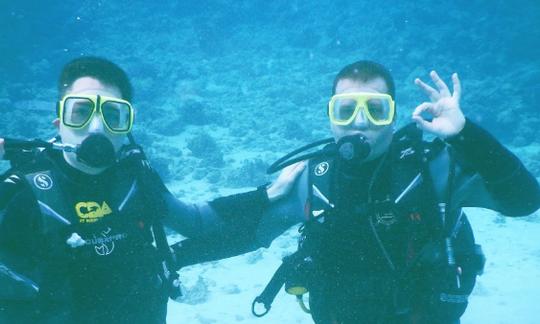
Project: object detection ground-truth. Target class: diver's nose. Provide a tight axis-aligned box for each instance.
[352,108,369,129]
[87,115,105,133]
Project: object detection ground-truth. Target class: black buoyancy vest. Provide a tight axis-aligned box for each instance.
[19,151,162,308]
[302,124,482,277]
[300,132,483,321]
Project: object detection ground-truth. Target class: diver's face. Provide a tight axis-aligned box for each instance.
[330,77,394,162]
[56,77,127,173]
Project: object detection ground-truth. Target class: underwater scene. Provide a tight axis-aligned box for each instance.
[1,0,539,323]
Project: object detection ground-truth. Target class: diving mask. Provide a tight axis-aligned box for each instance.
[328,92,395,126]
[58,94,134,134]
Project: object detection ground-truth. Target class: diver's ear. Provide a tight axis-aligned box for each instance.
[53,118,60,128]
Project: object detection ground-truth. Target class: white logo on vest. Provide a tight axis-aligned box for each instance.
[88,227,127,256]
[314,162,329,176]
[33,173,54,190]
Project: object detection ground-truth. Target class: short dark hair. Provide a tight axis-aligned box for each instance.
[332,60,395,100]
[57,56,133,101]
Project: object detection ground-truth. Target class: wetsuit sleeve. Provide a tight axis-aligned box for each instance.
[447,119,540,216]
[168,187,270,267]
[162,184,272,237]
[169,169,308,268]
[138,165,218,237]
[161,191,223,238]
[255,168,308,247]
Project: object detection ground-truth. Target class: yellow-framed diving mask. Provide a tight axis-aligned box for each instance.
[58,94,134,134]
[328,92,395,126]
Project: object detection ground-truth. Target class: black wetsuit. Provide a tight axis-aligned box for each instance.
[0,149,268,324]
[255,120,540,324]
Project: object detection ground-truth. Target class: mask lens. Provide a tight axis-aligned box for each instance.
[332,99,358,123]
[63,97,94,127]
[366,98,391,122]
[101,101,132,132]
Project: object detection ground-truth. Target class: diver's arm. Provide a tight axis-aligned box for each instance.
[169,187,271,268]
[447,119,540,215]
[162,162,306,238]
[255,167,308,247]
[171,167,308,268]
[162,187,274,236]
[412,71,540,215]
[161,194,223,238]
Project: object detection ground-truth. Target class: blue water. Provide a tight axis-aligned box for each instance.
[1,1,539,323]
[2,0,539,142]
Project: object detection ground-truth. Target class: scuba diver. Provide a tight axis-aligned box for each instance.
[0,57,291,324]
[251,60,540,323]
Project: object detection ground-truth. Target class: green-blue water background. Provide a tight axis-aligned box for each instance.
[0,0,539,322]
[2,0,540,185]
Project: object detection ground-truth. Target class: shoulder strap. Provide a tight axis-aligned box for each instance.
[390,125,463,240]
[421,138,460,237]
[13,151,76,232]
[307,155,336,221]
[24,170,74,229]
[120,142,182,298]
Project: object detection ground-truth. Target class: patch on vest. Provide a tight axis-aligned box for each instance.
[85,227,128,256]
[399,147,415,159]
[370,199,397,226]
[314,162,329,176]
[75,201,113,223]
[375,210,397,226]
[33,173,53,190]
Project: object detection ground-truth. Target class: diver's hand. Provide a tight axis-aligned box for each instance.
[0,138,4,160]
[266,161,306,202]
[412,71,466,139]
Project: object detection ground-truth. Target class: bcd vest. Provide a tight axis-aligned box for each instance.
[18,153,163,309]
[301,131,485,319]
